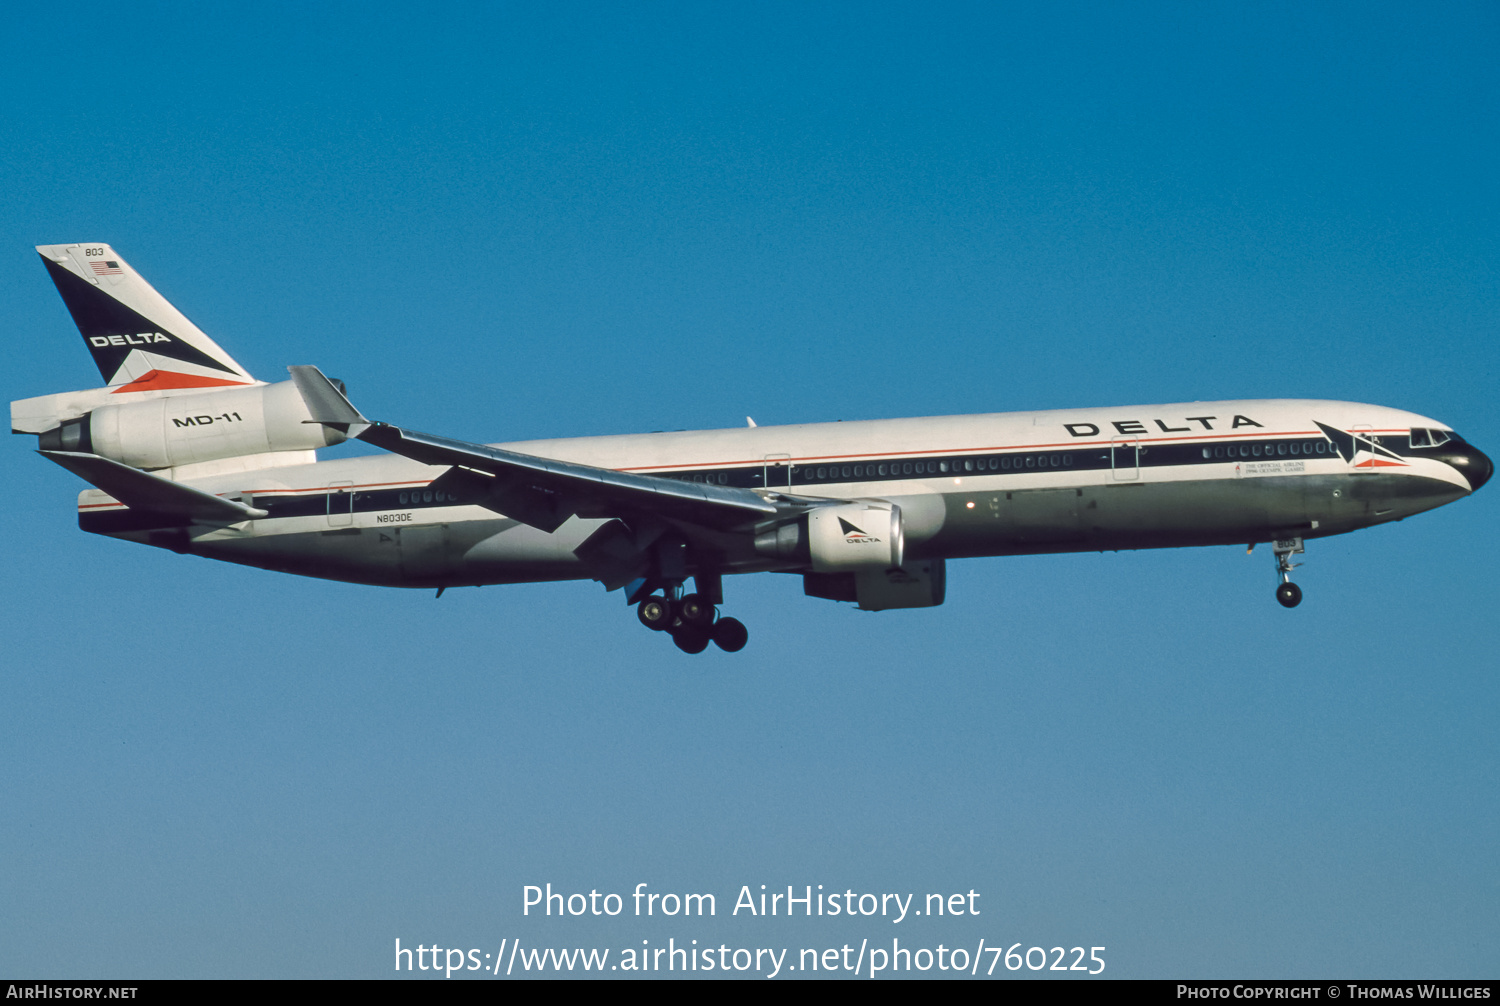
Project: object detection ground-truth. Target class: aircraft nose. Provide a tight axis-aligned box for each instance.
[1448,442,1493,492]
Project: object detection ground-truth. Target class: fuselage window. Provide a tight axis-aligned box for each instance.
[1064,455,1073,466]
[423,490,433,503]
[939,461,949,473]
[878,464,888,476]
[399,491,409,505]
[1251,444,1261,457]
[1202,447,1211,459]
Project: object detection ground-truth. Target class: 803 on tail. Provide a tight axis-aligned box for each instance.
[13,243,1491,654]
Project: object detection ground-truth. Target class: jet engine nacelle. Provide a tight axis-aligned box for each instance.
[37,380,346,470]
[755,501,904,572]
[804,559,947,610]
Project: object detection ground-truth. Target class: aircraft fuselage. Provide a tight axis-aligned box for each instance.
[75,397,1488,590]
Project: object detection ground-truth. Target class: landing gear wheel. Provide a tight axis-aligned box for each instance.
[1276,582,1302,608]
[671,627,712,654]
[677,593,715,628]
[637,595,674,631]
[711,616,748,652]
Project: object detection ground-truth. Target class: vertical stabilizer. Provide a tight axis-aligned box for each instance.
[36,243,256,392]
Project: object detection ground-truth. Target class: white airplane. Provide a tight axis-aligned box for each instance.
[13,243,1492,653]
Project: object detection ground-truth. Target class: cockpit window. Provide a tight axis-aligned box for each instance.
[1410,428,1452,448]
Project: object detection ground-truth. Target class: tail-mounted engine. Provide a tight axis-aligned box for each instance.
[754,501,904,572]
[36,380,346,470]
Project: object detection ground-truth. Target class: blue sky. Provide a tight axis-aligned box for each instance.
[2,2,1496,978]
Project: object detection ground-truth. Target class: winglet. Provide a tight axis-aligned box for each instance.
[288,365,369,436]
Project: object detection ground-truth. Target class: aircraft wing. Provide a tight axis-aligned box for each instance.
[288,366,783,534]
[40,450,268,524]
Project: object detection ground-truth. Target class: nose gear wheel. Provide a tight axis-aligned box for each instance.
[1271,537,1305,608]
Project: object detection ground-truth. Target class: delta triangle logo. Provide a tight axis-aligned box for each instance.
[838,517,865,538]
[839,516,880,544]
[1314,421,1409,468]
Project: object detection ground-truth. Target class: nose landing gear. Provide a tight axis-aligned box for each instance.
[1272,536,1304,608]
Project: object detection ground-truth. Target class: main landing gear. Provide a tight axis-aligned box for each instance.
[1272,537,1305,608]
[636,585,749,654]
[623,538,749,654]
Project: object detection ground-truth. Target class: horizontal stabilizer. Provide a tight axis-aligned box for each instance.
[40,450,267,523]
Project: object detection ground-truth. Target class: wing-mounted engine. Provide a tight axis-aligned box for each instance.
[754,500,905,572]
[34,380,346,470]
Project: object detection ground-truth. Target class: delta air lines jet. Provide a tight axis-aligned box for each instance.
[13,243,1491,653]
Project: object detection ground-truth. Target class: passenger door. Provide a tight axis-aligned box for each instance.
[1110,436,1139,481]
[762,454,792,491]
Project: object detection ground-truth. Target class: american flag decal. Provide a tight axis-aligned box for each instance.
[90,260,123,276]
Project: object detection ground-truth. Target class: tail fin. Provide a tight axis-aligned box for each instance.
[36,243,256,393]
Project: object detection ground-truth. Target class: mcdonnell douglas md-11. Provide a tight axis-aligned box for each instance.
[13,243,1491,653]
